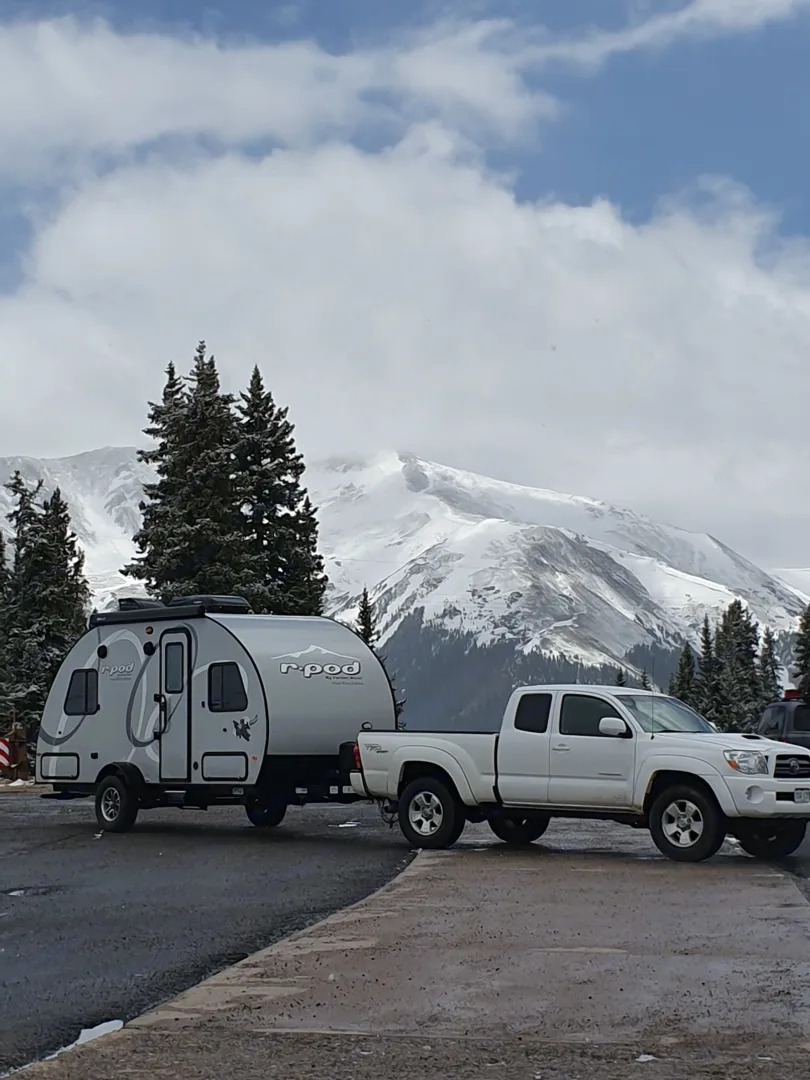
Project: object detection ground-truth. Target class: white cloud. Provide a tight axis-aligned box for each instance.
[1,7,810,565]
[532,0,810,68]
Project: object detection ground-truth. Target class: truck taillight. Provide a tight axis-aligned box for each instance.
[352,744,362,771]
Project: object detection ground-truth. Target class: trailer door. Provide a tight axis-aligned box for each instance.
[158,629,191,782]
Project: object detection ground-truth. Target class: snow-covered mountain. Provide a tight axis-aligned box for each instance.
[0,446,805,670]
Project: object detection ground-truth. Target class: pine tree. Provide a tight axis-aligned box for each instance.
[615,666,627,686]
[693,615,722,726]
[671,644,696,706]
[1,478,89,741]
[793,603,810,701]
[640,668,651,691]
[757,626,781,709]
[356,587,377,647]
[124,344,251,600]
[714,600,760,730]
[234,366,327,615]
[0,532,9,713]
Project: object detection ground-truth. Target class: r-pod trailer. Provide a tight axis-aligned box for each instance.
[35,595,398,832]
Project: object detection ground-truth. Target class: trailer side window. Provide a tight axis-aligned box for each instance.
[208,662,248,712]
[514,693,552,733]
[64,669,99,716]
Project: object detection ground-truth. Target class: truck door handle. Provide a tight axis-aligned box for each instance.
[552,744,570,752]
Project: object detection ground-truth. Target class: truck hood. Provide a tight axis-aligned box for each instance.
[646,731,809,759]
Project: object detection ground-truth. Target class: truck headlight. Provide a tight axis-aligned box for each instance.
[724,750,769,776]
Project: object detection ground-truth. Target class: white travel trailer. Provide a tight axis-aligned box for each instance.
[35,595,398,832]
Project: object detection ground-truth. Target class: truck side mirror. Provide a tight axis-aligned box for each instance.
[599,716,629,738]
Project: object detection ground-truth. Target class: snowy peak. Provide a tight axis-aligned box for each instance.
[0,445,804,670]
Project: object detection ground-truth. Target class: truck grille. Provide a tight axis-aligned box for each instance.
[774,754,810,779]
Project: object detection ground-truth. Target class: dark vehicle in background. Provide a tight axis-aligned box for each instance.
[756,689,810,752]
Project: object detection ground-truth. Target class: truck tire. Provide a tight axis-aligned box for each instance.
[245,799,287,828]
[489,815,549,846]
[649,784,725,863]
[95,775,139,833]
[734,819,807,859]
[398,777,464,849]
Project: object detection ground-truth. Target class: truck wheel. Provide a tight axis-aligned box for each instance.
[649,785,725,863]
[398,777,464,849]
[489,815,549,846]
[245,799,287,828]
[734,819,807,859]
[95,775,139,833]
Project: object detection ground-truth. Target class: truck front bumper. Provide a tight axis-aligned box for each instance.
[723,774,810,818]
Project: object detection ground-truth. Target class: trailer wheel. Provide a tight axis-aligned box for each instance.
[489,814,550,846]
[245,799,287,829]
[398,777,464,849]
[733,819,807,859]
[649,784,725,862]
[95,775,139,833]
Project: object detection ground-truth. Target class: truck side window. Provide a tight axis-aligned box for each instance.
[64,669,99,716]
[514,693,552,733]
[208,662,248,712]
[791,705,810,732]
[560,694,622,737]
[760,705,783,737]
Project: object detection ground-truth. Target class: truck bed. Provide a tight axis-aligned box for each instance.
[355,730,498,803]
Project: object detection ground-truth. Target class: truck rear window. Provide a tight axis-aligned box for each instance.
[791,705,810,732]
[514,693,552,733]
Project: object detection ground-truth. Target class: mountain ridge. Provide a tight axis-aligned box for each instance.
[0,446,804,672]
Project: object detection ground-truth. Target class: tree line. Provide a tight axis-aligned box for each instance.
[665,599,782,730]
[0,341,398,745]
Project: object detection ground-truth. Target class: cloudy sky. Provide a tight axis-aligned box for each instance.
[1,0,809,566]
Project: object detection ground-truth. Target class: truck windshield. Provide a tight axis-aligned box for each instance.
[620,695,714,734]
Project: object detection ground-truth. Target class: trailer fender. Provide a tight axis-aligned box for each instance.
[95,762,146,794]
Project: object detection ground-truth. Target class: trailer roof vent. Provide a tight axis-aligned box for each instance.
[167,595,252,615]
[118,597,166,611]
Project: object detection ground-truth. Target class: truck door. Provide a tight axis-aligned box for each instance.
[496,691,552,804]
[547,692,635,808]
[157,629,191,782]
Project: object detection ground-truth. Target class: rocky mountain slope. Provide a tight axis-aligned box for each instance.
[0,447,804,676]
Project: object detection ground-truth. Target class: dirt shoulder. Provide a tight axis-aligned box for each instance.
[18,834,810,1079]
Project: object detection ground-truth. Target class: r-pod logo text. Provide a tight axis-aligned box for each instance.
[101,662,136,680]
[280,660,361,679]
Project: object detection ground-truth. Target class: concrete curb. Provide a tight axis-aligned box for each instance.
[17,848,423,1076]
[0,785,50,796]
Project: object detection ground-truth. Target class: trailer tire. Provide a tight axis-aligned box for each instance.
[398,777,464,849]
[245,799,287,829]
[649,784,725,862]
[95,775,139,833]
[734,819,807,859]
[489,814,550,846]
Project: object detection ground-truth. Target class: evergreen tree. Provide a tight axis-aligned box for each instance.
[1,478,89,740]
[757,626,781,709]
[124,344,251,600]
[640,668,651,691]
[234,366,327,615]
[693,615,722,726]
[356,587,377,647]
[0,532,9,712]
[615,666,627,686]
[793,603,810,701]
[714,600,760,730]
[671,644,696,706]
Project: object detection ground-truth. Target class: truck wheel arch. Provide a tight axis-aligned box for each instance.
[398,761,464,806]
[643,770,723,820]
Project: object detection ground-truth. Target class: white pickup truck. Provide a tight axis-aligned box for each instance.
[351,684,810,862]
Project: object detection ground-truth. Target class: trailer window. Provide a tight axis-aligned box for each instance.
[514,693,552,733]
[64,669,99,716]
[208,663,247,712]
[164,643,184,694]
